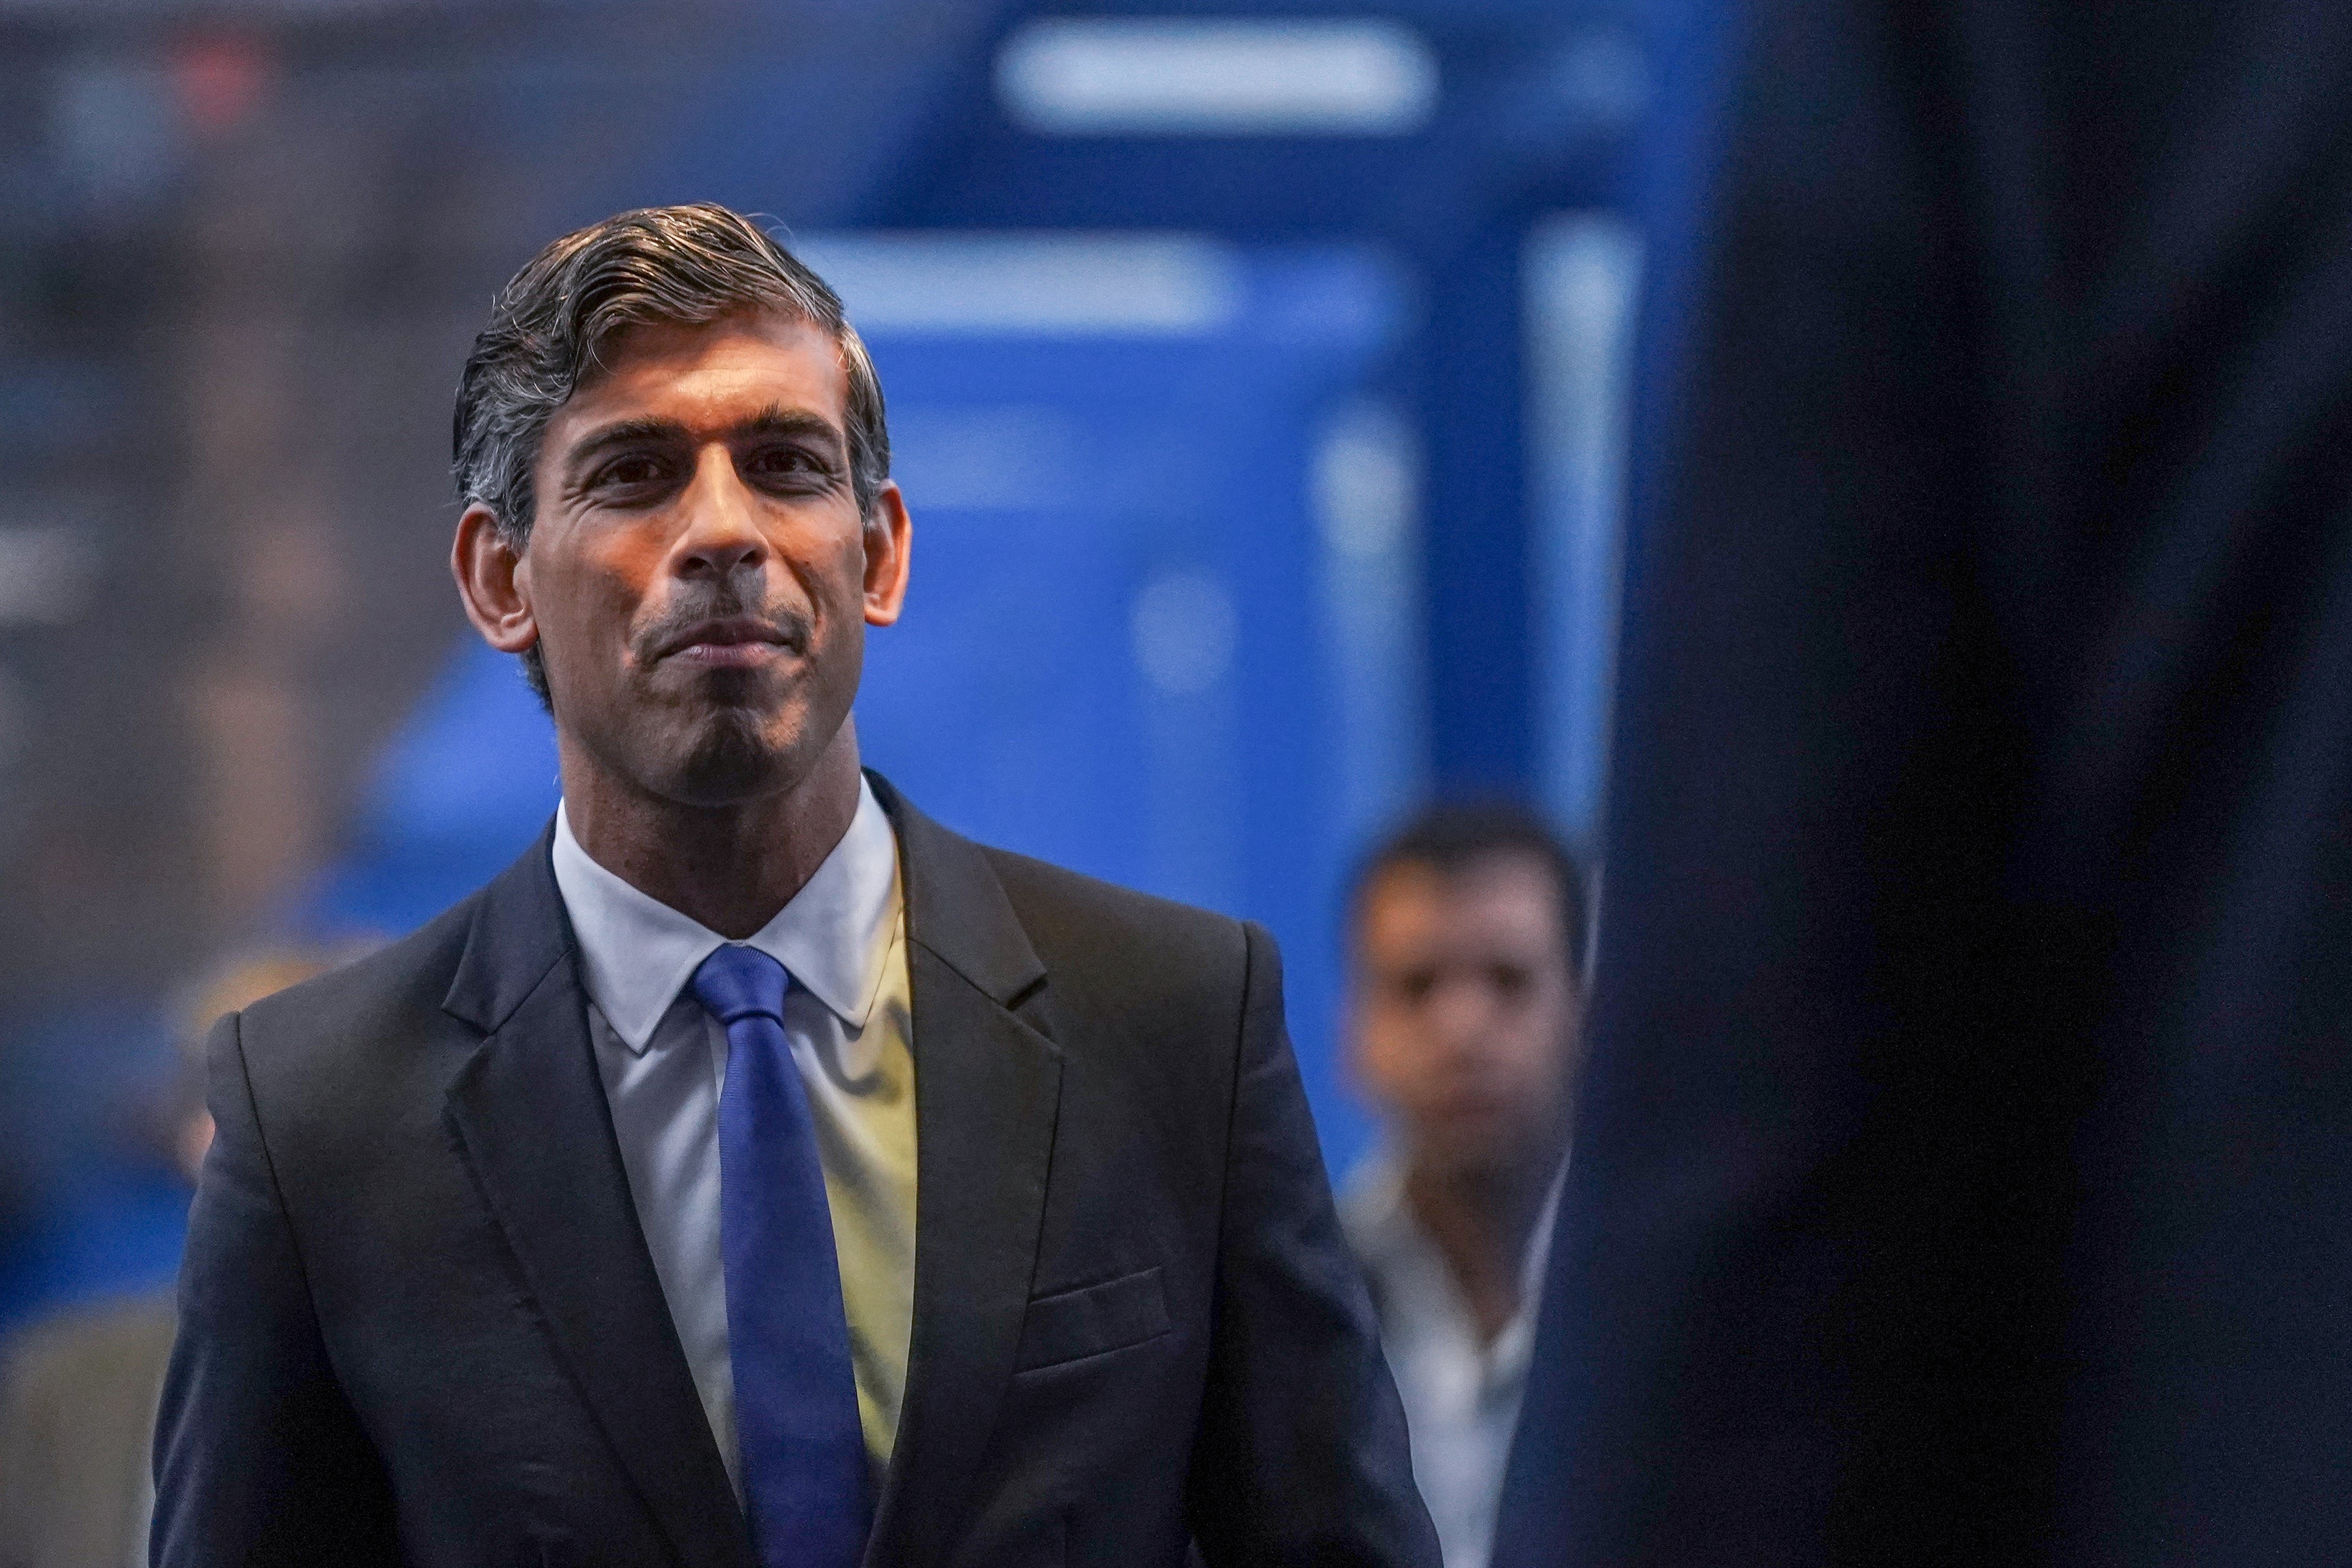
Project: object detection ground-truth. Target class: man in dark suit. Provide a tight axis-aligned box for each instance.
[1495,2,2352,1565]
[152,203,1438,1568]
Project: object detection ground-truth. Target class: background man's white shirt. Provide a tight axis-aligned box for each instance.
[549,778,916,1495]
[1343,1154,1563,1568]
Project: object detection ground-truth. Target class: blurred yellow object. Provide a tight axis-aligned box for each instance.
[181,940,380,1052]
[168,938,381,1178]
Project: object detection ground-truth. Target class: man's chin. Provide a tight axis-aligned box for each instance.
[1417,1118,1545,1180]
[662,708,803,806]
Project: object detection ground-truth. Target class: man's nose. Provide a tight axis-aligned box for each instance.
[1426,978,1497,1051]
[673,445,766,578]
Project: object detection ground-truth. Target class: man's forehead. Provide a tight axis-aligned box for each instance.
[554,308,849,433]
[1373,852,1559,909]
[1362,856,1566,949]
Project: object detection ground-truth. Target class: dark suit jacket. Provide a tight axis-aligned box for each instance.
[1495,2,2352,1565]
[153,776,1436,1568]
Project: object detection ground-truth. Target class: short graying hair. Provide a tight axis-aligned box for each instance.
[453,203,891,699]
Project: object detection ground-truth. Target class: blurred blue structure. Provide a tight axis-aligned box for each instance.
[872,3,1649,810]
[0,1007,182,1332]
[298,641,560,940]
[839,234,1417,1169]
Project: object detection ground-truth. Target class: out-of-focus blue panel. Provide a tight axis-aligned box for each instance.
[0,1161,188,1332]
[0,1004,184,1330]
[295,638,559,940]
[832,234,1415,1173]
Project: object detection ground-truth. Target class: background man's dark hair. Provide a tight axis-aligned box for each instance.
[452,202,890,701]
[1348,801,1591,974]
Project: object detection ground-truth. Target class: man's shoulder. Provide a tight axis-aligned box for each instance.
[973,842,1254,983]
[239,892,482,1051]
[874,770,1259,989]
[249,893,477,1029]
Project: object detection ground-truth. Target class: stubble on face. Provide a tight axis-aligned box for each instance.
[623,583,823,802]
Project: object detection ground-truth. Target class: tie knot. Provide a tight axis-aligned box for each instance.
[690,944,791,1026]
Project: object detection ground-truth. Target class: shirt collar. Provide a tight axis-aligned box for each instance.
[1340,1141,1568,1377]
[549,777,901,1054]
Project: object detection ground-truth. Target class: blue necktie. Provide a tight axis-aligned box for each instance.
[690,945,870,1568]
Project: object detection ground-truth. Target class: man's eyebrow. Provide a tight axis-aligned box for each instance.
[561,417,689,467]
[561,407,845,468]
[736,405,845,449]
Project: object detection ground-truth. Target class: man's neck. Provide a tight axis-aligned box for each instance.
[559,724,865,940]
[1403,1132,1566,1347]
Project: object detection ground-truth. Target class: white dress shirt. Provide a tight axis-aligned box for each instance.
[549,778,916,1497]
[1341,1151,1563,1568]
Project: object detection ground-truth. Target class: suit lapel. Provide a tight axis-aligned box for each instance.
[441,829,754,1568]
[865,777,1063,1568]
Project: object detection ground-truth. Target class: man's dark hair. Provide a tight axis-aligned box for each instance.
[452,202,890,701]
[1348,800,1591,972]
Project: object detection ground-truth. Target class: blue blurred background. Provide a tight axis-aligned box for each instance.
[0,0,1650,1331]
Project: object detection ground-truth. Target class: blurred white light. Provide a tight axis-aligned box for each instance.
[1314,400,1426,844]
[997,18,1438,136]
[0,527,96,626]
[1314,405,1417,561]
[1132,570,1238,694]
[888,405,1079,510]
[1526,211,1643,848]
[792,232,1240,336]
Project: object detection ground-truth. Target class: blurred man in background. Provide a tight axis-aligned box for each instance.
[1344,804,1588,1568]
[0,946,357,1568]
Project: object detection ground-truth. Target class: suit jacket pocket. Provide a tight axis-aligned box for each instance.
[1014,1266,1170,1372]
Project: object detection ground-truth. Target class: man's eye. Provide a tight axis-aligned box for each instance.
[746,448,823,478]
[595,455,665,488]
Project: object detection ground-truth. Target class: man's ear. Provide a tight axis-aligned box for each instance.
[452,504,539,655]
[862,482,913,627]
